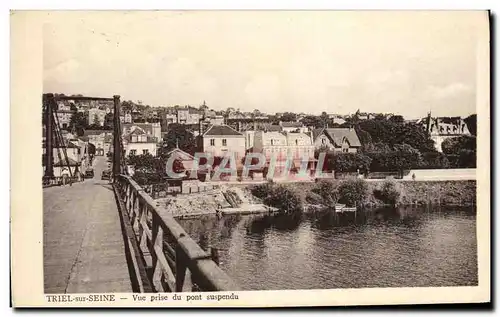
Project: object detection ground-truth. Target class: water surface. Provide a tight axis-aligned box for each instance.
[178,206,477,290]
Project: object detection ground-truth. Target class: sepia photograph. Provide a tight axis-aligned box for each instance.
[10,9,490,307]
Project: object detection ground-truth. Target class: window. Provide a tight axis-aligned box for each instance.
[295,140,298,145]
[343,148,349,153]
[130,149,137,156]
[210,139,215,146]
[222,139,227,146]
[322,138,326,145]
[271,139,274,146]
[143,149,149,155]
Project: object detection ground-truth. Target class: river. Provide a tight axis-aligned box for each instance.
[178,206,478,290]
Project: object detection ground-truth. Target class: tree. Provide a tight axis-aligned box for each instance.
[327,153,372,173]
[441,135,476,168]
[300,115,323,128]
[358,118,435,154]
[92,113,100,126]
[320,112,330,128]
[421,151,450,169]
[69,112,88,136]
[162,123,197,155]
[103,112,114,130]
[280,112,298,122]
[441,135,476,155]
[464,114,477,136]
[389,115,405,124]
[337,179,368,207]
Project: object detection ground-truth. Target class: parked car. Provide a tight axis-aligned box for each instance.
[85,168,94,179]
[101,170,111,181]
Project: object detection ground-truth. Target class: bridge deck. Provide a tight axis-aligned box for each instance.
[43,156,132,293]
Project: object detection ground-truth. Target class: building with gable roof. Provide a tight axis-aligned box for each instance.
[200,124,246,161]
[418,113,472,152]
[312,127,362,153]
[123,126,158,156]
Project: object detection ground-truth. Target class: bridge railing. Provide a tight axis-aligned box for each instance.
[115,174,240,293]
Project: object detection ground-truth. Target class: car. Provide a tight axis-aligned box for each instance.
[85,168,94,179]
[101,170,112,181]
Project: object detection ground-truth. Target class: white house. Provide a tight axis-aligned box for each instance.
[123,127,158,157]
[201,125,246,161]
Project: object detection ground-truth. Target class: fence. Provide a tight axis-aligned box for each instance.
[114,174,239,292]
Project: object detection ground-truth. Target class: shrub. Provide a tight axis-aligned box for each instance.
[373,180,401,205]
[337,178,368,207]
[250,181,274,199]
[263,184,303,214]
[312,180,339,207]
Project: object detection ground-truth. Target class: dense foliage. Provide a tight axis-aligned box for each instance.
[373,180,401,205]
[336,178,368,207]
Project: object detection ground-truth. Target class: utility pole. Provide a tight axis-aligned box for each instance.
[113,95,121,180]
[43,93,54,179]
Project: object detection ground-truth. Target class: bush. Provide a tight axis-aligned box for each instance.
[312,180,339,207]
[337,178,368,207]
[250,181,274,199]
[373,180,401,205]
[263,184,303,214]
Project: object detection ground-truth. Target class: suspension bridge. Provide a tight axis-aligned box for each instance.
[42,94,238,294]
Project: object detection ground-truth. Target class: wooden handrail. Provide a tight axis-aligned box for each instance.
[115,174,240,292]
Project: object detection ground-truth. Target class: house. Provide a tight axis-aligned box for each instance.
[312,127,362,153]
[253,131,316,178]
[84,130,112,156]
[42,139,83,178]
[88,108,107,126]
[200,125,246,162]
[122,122,161,143]
[162,147,196,178]
[55,109,73,130]
[419,113,471,152]
[123,126,158,157]
[177,107,202,125]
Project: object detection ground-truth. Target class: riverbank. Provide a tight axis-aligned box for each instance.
[248,180,477,210]
[154,179,476,218]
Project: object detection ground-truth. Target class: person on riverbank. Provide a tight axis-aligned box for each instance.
[412,173,416,181]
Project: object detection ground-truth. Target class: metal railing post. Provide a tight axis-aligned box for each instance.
[113,95,121,180]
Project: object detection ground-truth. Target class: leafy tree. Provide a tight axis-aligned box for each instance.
[373,180,401,205]
[300,115,323,128]
[103,112,114,130]
[280,112,298,122]
[358,118,435,153]
[162,123,197,155]
[441,135,476,155]
[464,114,477,136]
[92,113,100,126]
[327,152,372,173]
[127,153,164,174]
[421,151,450,169]
[337,179,368,207]
[69,112,88,136]
[312,180,339,207]
[389,115,405,124]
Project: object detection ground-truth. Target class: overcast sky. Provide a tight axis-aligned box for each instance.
[43,11,485,119]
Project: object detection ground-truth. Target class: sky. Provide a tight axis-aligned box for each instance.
[43,11,486,119]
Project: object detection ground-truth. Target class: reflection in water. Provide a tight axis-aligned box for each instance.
[178,206,477,290]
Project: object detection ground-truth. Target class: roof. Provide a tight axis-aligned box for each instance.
[54,157,80,166]
[203,125,243,137]
[261,124,282,132]
[313,128,362,147]
[122,123,154,135]
[280,122,303,128]
[163,148,194,160]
